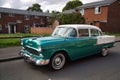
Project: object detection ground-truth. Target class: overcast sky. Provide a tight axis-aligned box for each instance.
[0,0,102,12]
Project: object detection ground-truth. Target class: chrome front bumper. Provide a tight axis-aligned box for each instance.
[19,50,49,66]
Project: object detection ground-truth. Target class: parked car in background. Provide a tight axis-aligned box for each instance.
[20,24,115,70]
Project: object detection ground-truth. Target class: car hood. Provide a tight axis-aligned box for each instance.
[35,36,65,44]
[25,36,65,48]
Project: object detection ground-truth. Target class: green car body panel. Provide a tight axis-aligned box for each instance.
[20,24,115,66]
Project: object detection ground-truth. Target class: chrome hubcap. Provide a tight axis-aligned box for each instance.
[52,53,65,70]
[55,57,62,66]
[102,48,108,56]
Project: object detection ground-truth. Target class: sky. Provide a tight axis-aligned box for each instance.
[0,0,102,12]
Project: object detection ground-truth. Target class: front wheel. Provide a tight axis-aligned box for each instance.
[101,48,108,57]
[50,53,66,70]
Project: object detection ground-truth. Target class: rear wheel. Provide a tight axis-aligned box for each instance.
[50,52,66,70]
[101,48,108,57]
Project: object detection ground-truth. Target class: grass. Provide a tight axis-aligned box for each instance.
[105,32,120,36]
[0,38,20,48]
[0,33,51,37]
[0,33,51,48]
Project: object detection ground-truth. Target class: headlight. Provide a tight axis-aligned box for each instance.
[38,46,42,52]
[39,54,43,58]
[21,42,23,45]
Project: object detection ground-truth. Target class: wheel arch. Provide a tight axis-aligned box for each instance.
[50,49,71,61]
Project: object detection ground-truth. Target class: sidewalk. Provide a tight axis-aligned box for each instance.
[0,37,120,62]
[115,36,120,42]
[0,46,22,62]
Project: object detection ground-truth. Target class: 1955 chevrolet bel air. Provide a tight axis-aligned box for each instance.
[19,24,115,70]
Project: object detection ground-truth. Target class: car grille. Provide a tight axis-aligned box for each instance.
[25,47,39,56]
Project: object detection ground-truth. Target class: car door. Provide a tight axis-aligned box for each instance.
[67,29,96,60]
[89,29,103,54]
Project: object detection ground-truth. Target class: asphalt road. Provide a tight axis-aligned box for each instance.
[0,43,120,80]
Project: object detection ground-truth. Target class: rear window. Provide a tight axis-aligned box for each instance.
[78,29,89,37]
[91,29,99,36]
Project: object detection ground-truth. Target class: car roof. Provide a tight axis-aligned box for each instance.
[57,24,102,31]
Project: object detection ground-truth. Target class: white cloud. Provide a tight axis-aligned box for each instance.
[0,0,101,12]
[82,0,102,4]
[2,3,11,8]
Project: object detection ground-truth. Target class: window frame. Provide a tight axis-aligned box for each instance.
[95,6,101,14]
[24,25,30,33]
[80,9,84,15]
[35,15,39,19]
[78,29,89,37]
[90,29,102,37]
[40,19,44,24]
[24,15,30,20]
[9,13,15,17]
[0,13,1,19]
[0,24,2,31]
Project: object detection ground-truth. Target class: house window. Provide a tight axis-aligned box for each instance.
[95,6,101,14]
[41,19,44,24]
[80,9,84,15]
[35,15,39,19]
[9,13,15,17]
[0,24,2,31]
[25,15,30,20]
[24,25,30,33]
[0,13,1,19]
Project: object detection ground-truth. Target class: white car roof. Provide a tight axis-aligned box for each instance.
[57,24,102,31]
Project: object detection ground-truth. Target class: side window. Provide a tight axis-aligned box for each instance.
[78,29,89,37]
[65,28,77,37]
[0,24,2,31]
[91,29,99,37]
[69,28,77,37]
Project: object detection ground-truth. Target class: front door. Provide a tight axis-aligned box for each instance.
[8,24,16,34]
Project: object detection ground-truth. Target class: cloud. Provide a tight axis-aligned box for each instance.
[82,0,102,4]
[0,0,101,12]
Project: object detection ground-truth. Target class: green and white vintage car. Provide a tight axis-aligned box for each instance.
[20,24,115,70]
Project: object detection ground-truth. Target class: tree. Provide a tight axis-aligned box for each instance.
[62,0,83,11]
[27,3,43,12]
[59,13,85,24]
[48,11,60,25]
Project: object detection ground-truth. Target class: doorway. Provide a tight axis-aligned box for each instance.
[8,23,17,34]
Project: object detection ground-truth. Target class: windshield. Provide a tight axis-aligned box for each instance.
[52,27,77,37]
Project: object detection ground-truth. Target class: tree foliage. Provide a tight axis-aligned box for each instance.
[59,13,85,24]
[49,11,60,25]
[62,0,83,11]
[27,3,43,12]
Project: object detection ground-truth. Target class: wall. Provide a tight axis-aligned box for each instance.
[31,27,54,34]
[31,20,59,34]
[83,6,108,24]
[0,12,48,33]
[101,0,120,32]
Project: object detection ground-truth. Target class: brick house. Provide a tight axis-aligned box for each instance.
[63,0,120,32]
[0,7,50,33]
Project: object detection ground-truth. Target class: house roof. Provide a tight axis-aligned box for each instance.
[62,9,75,14]
[77,0,117,9]
[0,7,50,16]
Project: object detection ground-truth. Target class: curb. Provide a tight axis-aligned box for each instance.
[115,40,120,43]
[0,56,23,63]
